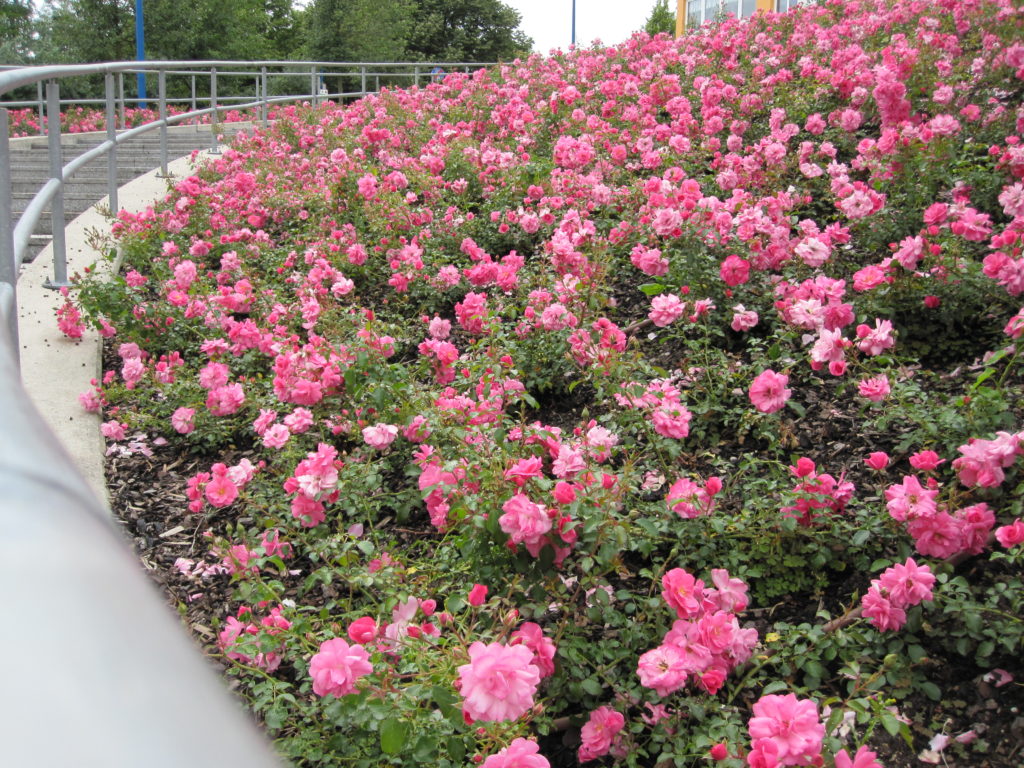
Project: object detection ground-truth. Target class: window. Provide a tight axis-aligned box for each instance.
[688,0,703,27]
[777,0,813,10]
[686,0,765,27]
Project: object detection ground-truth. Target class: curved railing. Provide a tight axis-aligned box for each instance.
[0,57,489,766]
[0,59,491,358]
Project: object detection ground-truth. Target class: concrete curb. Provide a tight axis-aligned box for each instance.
[17,151,215,507]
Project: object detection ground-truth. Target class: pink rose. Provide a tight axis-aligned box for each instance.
[661,567,705,619]
[101,420,127,441]
[648,293,686,327]
[731,305,759,332]
[458,641,540,722]
[482,738,549,768]
[857,375,891,402]
[578,706,625,763]
[308,638,372,698]
[749,369,791,414]
[864,452,890,470]
[362,423,398,450]
[468,583,489,606]
[637,643,687,697]
[909,450,945,471]
[499,493,551,556]
[171,407,196,435]
[206,383,245,416]
[204,474,238,508]
[747,694,824,765]
[347,617,378,644]
[996,519,1024,548]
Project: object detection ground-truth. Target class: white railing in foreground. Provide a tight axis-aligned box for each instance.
[0,59,491,360]
[0,322,286,766]
[0,58,486,765]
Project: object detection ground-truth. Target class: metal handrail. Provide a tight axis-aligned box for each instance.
[0,58,492,357]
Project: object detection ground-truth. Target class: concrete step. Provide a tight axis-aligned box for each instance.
[9,145,222,163]
[10,174,155,192]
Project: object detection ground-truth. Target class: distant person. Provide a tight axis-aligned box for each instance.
[430,66,445,83]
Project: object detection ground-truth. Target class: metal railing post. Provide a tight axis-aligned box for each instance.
[209,67,219,154]
[260,65,268,127]
[44,80,68,289]
[414,65,420,87]
[190,74,197,112]
[158,69,168,176]
[0,108,17,363]
[360,65,366,97]
[35,81,44,136]
[310,65,317,106]
[105,74,118,214]
[118,72,126,129]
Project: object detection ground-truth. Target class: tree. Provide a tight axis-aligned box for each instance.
[31,0,304,98]
[305,0,414,64]
[404,0,532,63]
[0,0,32,62]
[644,0,676,37]
[34,0,301,65]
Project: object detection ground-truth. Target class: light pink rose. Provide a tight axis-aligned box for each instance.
[308,638,372,698]
[362,423,398,450]
[458,641,540,722]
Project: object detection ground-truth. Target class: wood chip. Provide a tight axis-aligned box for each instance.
[160,526,185,538]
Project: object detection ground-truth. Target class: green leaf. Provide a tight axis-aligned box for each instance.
[380,718,406,755]
[786,400,806,418]
[639,283,665,296]
[447,736,466,763]
[973,368,995,387]
[919,681,942,701]
[762,680,790,695]
[580,677,603,696]
[851,529,871,546]
[824,707,845,736]
[879,710,902,737]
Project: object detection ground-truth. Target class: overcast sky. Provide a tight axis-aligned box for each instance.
[504,0,655,55]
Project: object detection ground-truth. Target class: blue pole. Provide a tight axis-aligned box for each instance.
[135,0,146,109]
[571,0,576,46]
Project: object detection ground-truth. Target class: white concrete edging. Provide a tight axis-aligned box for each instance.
[17,151,212,505]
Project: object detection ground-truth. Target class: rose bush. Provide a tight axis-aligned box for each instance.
[63,0,1024,765]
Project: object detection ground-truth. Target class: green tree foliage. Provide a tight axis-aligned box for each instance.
[405,0,533,62]
[0,0,32,62]
[30,0,302,98]
[304,0,414,64]
[644,0,677,36]
[305,0,532,65]
[34,0,301,65]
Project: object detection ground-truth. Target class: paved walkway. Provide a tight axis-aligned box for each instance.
[17,149,216,506]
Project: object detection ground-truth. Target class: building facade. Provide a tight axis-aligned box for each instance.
[676,0,808,35]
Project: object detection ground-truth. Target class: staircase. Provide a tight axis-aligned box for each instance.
[10,123,255,264]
